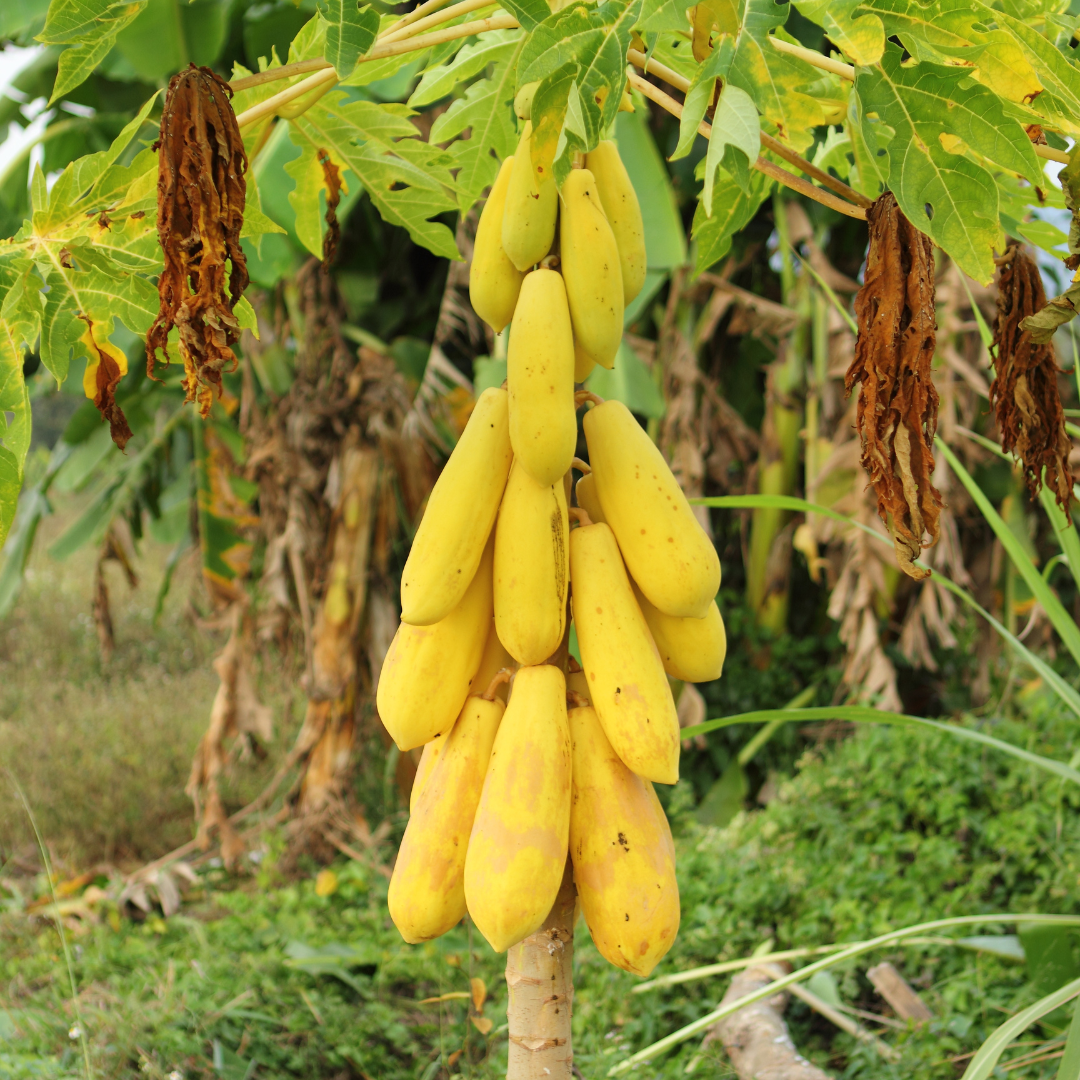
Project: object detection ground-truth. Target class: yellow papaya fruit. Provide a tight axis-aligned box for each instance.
[574,345,596,384]
[378,536,494,751]
[410,740,440,813]
[502,122,558,272]
[412,619,512,812]
[633,583,726,684]
[514,81,539,120]
[574,471,606,525]
[560,168,623,370]
[586,141,646,305]
[584,398,720,618]
[568,703,679,975]
[469,618,515,699]
[465,665,572,951]
[494,459,569,665]
[389,692,505,942]
[400,387,511,626]
[507,268,577,486]
[569,521,680,784]
[469,157,525,334]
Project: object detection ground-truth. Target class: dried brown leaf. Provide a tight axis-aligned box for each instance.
[847,192,944,580]
[318,148,342,272]
[147,64,249,416]
[78,316,132,450]
[991,246,1074,512]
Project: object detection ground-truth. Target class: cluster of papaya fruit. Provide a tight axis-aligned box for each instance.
[376,120,726,978]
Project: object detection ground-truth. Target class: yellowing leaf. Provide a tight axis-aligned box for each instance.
[470,976,487,1012]
[471,1015,494,1035]
[315,869,339,897]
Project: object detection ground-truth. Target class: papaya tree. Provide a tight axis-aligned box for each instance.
[3,0,1080,1075]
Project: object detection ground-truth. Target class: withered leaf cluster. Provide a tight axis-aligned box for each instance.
[847,192,944,580]
[147,64,249,416]
[992,246,1074,511]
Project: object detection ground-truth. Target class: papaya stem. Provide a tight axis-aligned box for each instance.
[574,389,604,409]
[568,507,593,528]
[571,457,591,474]
[482,668,513,701]
[566,690,589,708]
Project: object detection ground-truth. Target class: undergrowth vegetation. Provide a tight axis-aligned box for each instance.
[3,666,1077,1078]
[0,506,302,865]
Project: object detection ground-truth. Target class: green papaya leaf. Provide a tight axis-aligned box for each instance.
[703,82,759,209]
[316,0,380,79]
[428,34,523,212]
[692,166,772,272]
[37,0,149,100]
[856,45,999,284]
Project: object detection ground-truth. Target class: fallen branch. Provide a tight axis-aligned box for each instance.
[696,963,833,1079]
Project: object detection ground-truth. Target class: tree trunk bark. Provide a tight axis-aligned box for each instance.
[505,859,576,1079]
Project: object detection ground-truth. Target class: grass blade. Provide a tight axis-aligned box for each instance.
[608,917,1080,1075]
[696,493,1080,720]
[1056,996,1080,1080]
[5,771,93,1080]
[955,425,1080,600]
[936,437,1080,670]
[680,706,1080,787]
[962,976,1080,1080]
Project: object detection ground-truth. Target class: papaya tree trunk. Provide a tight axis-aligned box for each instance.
[506,859,576,1079]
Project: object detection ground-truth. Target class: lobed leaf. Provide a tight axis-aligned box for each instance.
[316,0,380,79]
[856,45,999,283]
[286,93,461,261]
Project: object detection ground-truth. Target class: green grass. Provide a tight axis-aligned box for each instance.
[2,681,1077,1079]
[0,502,303,867]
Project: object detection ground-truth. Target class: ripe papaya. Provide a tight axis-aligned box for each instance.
[411,619,512,812]
[560,168,623,370]
[410,740,440,813]
[569,521,680,784]
[469,157,525,334]
[574,470,606,525]
[465,665,572,952]
[584,398,720,618]
[400,387,511,626]
[507,268,577,486]
[494,460,568,666]
[502,122,558,272]
[568,702,679,975]
[389,693,505,942]
[586,141,646,305]
[633,584,726,684]
[470,618,515,699]
[378,536,494,751]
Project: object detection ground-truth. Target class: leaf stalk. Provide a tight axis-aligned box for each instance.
[624,70,868,220]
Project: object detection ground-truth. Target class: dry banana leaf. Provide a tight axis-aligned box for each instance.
[147,64,249,416]
[847,192,943,580]
[992,246,1073,512]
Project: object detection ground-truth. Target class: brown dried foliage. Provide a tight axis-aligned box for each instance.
[991,246,1074,511]
[318,149,342,272]
[847,192,944,580]
[147,64,249,416]
[78,315,133,450]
